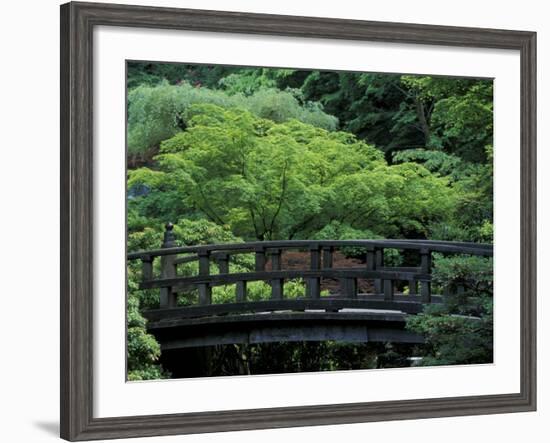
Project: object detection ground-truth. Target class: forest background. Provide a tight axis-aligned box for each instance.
[125,62,494,380]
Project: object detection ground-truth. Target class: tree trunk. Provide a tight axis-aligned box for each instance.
[415,97,431,145]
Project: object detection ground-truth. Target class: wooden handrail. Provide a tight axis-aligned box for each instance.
[140,269,432,290]
[128,223,493,309]
[127,238,493,260]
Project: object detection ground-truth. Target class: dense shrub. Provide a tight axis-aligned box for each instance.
[127,83,338,157]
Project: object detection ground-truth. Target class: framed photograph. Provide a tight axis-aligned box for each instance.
[60,1,536,440]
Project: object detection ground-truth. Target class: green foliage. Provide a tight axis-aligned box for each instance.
[172,218,243,246]
[313,221,376,257]
[127,82,337,157]
[386,76,492,163]
[125,63,494,378]
[127,283,168,380]
[127,61,237,89]
[217,67,300,95]
[130,104,454,241]
[299,71,493,163]
[311,221,401,265]
[327,161,456,238]
[431,254,493,296]
[218,68,278,95]
[428,81,493,163]
[393,146,493,242]
[209,278,323,305]
[406,254,493,366]
[126,219,248,378]
[406,302,493,366]
[127,63,493,164]
[392,149,467,179]
[125,226,166,380]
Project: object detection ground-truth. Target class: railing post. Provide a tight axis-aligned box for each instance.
[384,279,394,301]
[375,246,394,300]
[420,248,432,303]
[254,246,266,271]
[365,245,375,297]
[374,248,383,294]
[340,278,357,298]
[366,246,375,271]
[216,252,229,274]
[322,246,333,269]
[306,244,321,299]
[198,250,211,305]
[270,248,284,300]
[408,279,417,295]
[236,281,247,302]
[160,222,177,308]
[141,255,153,281]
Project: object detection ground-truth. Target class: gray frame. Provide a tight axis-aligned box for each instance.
[60,1,536,441]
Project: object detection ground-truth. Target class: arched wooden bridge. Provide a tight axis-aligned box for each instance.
[128,224,493,350]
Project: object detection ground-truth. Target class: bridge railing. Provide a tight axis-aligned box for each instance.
[127,223,493,310]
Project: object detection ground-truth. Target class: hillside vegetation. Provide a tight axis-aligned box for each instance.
[126,62,494,379]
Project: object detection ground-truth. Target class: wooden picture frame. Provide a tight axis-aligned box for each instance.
[60,1,536,440]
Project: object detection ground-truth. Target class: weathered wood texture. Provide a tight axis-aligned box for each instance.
[137,234,492,310]
[136,234,492,350]
[128,239,493,260]
[144,298,432,322]
[151,319,425,349]
[142,269,432,290]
